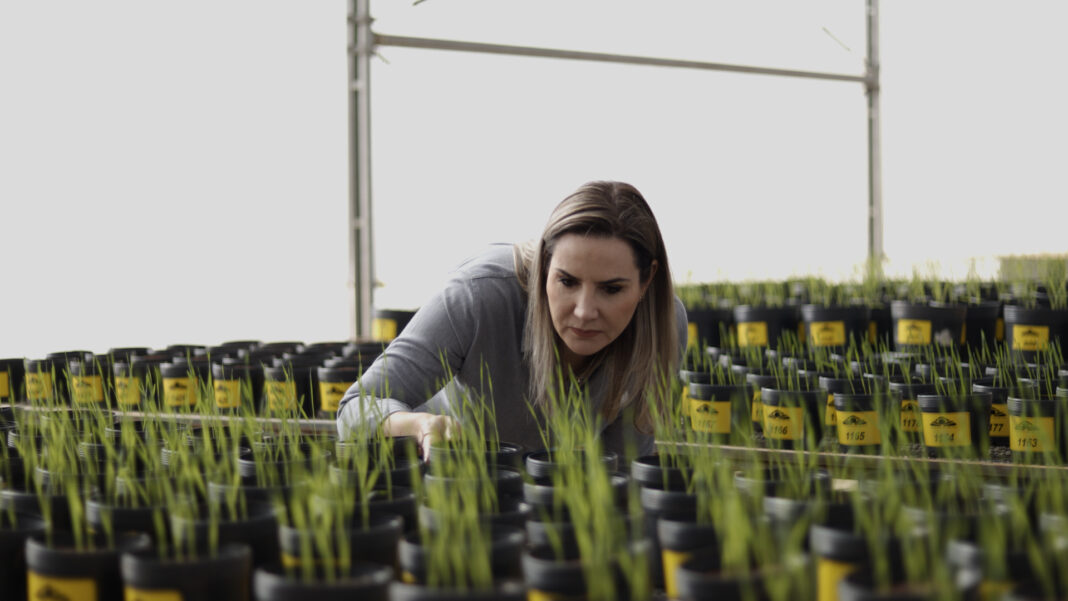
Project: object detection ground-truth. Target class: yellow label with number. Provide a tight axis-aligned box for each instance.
[989,403,1009,439]
[691,400,731,434]
[763,404,804,440]
[922,411,971,447]
[213,380,242,408]
[0,371,9,399]
[163,377,196,407]
[818,558,858,601]
[1012,325,1050,351]
[266,380,297,410]
[897,319,932,345]
[810,321,846,347]
[319,381,352,413]
[125,587,184,601]
[662,548,694,599]
[687,322,698,348]
[28,571,97,601]
[372,317,398,341]
[751,388,763,424]
[737,321,768,347]
[72,375,104,404]
[26,372,54,401]
[114,376,141,406]
[825,394,837,426]
[1010,415,1056,453]
[900,399,921,433]
[836,410,881,446]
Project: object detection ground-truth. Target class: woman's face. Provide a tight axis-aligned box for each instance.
[546,233,653,369]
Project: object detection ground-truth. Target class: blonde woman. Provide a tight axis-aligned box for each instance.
[336,181,687,459]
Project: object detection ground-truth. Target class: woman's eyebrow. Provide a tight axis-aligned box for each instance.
[554,268,630,285]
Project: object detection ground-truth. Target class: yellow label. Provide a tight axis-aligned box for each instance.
[979,580,1013,601]
[995,317,1004,342]
[798,320,806,344]
[751,388,763,424]
[28,571,97,601]
[900,399,921,433]
[687,322,698,348]
[372,317,398,341]
[737,321,768,347]
[1010,415,1056,453]
[319,381,352,413]
[989,403,1009,439]
[401,571,417,585]
[26,372,54,401]
[897,319,932,345]
[691,400,731,434]
[960,322,967,345]
[818,558,858,601]
[763,404,804,440]
[825,394,837,426]
[1011,325,1050,351]
[114,376,141,406]
[868,321,877,344]
[922,411,971,447]
[163,377,196,407]
[266,380,297,410]
[810,321,846,347]
[836,410,881,446]
[125,587,184,601]
[213,380,242,408]
[681,386,692,419]
[662,548,693,599]
[0,371,9,398]
[71,375,104,404]
[281,552,301,568]
[528,590,579,601]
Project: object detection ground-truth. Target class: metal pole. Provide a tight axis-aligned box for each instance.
[348,0,374,340]
[374,33,868,85]
[866,0,884,275]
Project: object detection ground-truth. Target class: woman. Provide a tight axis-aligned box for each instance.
[336,181,687,459]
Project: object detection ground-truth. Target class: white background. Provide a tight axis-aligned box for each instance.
[1,0,1066,359]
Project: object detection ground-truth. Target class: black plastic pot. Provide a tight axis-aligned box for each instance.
[25,531,151,601]
[86,494,169,544]
[890,301,967,350]
[688,382,752,444]
[972,377,1019,448]
[810,520,872,601]
[1003,305,1068,358]
[761,386,824,450]
[212,360,265,414]
[0,358,26,404]
[746,371,778,434]
[524,449,618,481]
[801,304,872,350]
[0,511,46,600]
[317,363,360,418]
[313,483,419,534]
[159,359,202,410]
[733,305,801,349]
[417,497,530,532]
[121,542,252,601]
[673,552,782,601]
[263,355,322,415]
[253,561,393,601]
[68,357,110,407]
[631,454,693,491]
[917,392,993,459]
[389,580,526,601]
[658,518,721,599]
[428,441,524,472]
[521,538,653,601]
[372,308,417,341]
[170,500,280,572]
[523,472,631,522]
[329,454,424,490]
[686,306,735,349]
[887,381,938,443]
[24,357,64,404]
[112,353,169,409]
[639,485,697,589]
[397,524,525,585]
[278,513,403,571]
[964,300,1001,350]
[819,376,858,442]
[834,392,890,454]
[1007,396,1061,464]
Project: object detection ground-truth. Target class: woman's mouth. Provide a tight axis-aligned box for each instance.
[570,327,599,338]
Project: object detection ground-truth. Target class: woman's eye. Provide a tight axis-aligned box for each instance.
[558,277,576,287]
[603,285,622,295]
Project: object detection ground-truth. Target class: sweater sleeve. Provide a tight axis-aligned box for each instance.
[335,268,480,439]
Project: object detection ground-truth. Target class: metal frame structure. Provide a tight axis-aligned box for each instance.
[347,0,882,338]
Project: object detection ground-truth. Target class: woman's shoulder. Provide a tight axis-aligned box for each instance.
[452,243,521,282]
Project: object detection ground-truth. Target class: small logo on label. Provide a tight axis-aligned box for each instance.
[767,409,791,421]
[841,415,868,426]
[694,404,717,414]
[170,381,188,390]
[324,384,348,395]
[901,403,918,412]
[929,416,958,427]
[1015,420,1040,432]
[992,407,1007,417]
[37,585,70,601]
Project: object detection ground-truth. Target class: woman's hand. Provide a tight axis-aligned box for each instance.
[381,411,460,461]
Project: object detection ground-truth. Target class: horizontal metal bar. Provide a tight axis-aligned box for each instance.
[373,33,869,85]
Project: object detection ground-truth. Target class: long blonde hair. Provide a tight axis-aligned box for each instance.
[514,181,678,433]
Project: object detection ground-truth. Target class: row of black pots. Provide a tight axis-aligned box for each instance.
[686,301,1067,356]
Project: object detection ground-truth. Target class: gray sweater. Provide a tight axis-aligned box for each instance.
[335,243,688,458]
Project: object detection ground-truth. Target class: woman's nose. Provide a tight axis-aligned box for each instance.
[573,287,598,320]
